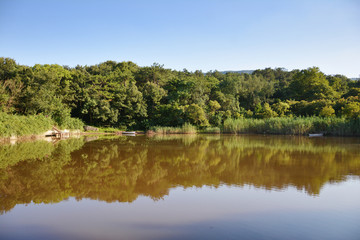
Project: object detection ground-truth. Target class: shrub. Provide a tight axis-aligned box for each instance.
[341,102,360,119]
[0,111,84,137]
[319,106,335,117]
[0,112,53,137]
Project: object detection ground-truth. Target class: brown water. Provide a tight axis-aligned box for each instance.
[0,135,359,240]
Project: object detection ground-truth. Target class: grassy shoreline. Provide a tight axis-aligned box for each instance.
[0,112,83,139]
[1,112,359,139]
[223,117,360,136]
[150,117,360,136]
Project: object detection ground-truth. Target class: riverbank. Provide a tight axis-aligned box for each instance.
[149,117,360,137]
[0,112,83,136]
[223,117,360,136]
[1,113,360,141]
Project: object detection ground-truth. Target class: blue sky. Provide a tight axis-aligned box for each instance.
[0,0,359,77]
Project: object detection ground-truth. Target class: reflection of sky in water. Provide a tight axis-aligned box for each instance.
[1,181,359,240]
[1,135,360,239]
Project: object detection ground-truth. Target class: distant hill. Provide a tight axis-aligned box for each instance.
[220,70,255,74]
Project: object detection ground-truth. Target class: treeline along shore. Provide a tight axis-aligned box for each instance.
[1,57,360,137]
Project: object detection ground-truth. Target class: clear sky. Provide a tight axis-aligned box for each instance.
[0,0,359,77]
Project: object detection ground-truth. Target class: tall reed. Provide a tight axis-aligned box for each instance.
[0,113,53,137]
[198,127,221,134]
[151,123,197,134]
[0,112,84,137]
[223,117,360,136]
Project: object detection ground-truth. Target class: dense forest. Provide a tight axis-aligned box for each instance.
[1,57,359,131]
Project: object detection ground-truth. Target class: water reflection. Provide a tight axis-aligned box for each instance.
[1,135,360,214]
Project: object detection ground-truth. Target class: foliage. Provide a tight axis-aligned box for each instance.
[319,106,335,117]
[272,101,290,117]
[97,126,127,133]
[185,104,209,126]
[256,103,278,118]
[341,102,360,119]
[288,67,337,101]
[0,57,359,134]
[0,112,54,137]
[0,111,83,137]
[223,117,360,136]
[198,127,221,134]
[151,123,197,134]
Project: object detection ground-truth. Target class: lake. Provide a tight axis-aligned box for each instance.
[0,135,359,240]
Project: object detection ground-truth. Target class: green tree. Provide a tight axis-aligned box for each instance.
[185,104,209,126]
[341,102,360,119]
[288,67,337,101]
[319,106,335,117]
[272,101,290,117]
[257,103,278,118]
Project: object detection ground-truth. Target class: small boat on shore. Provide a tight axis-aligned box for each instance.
[122,131,136,136]
[309,133,324,137]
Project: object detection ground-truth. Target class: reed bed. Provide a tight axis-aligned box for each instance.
[0,113,53,137]
[223,117,360,136]
[0,112,84,137]
[151,123,197,134]
[198,127,221,134]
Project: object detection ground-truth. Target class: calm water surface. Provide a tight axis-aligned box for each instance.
[0,135,359,240]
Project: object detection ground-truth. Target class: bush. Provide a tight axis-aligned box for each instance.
[319,106,335,117]
[59,116,84,130]
[341,102,360,119]
[0,112,54,137]
[185,104,209,127]
[0,111,84,137]
[199,127,221,134]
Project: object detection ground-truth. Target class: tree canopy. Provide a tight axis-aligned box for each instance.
[1,57,359,129]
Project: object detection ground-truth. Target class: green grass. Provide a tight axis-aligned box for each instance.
[0,112,84,138]
[198,127,221,134]
[223,117,360,136]
[151,123,197,134]
[97,126,127,133]
[58,117,84,130]
[0,112,53,137]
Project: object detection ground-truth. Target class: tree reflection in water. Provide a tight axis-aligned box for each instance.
[1,135,359,214]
